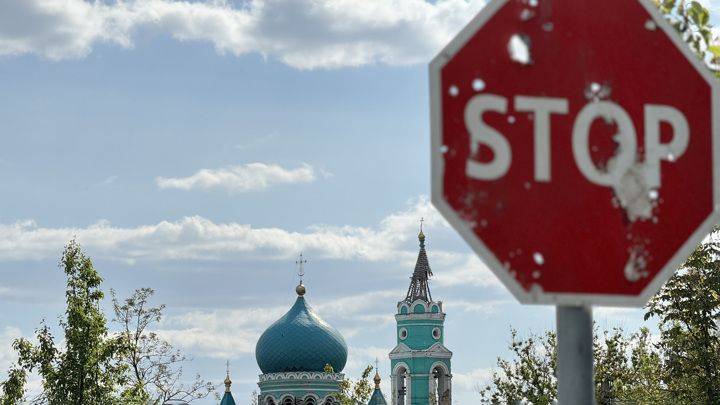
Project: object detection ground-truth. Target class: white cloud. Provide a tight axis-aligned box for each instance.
[157,290,401,359]
[452,367,493,392]
[313,289,402,318]
[157,286,507,364]
[344,344,391,387]
[0,196,450,263]
[444,299,509,314]
[156,162,318,193]
[158,306,287,359]
[593,307,645,325]
[0,0,486,69]
[98,175,118,186]
[433,254,502,288]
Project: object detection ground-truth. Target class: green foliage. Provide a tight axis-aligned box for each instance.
[594,328,630,404]
[478,329,557,405]
[653,0,719,74]
[593,327,668,404]
[478,326,666,404]
[337,365,373,405]
[13,240,127,404]
[620,328,667,403]
[0,242,213,404]
[0,367,27,404]
[645,228,720,403]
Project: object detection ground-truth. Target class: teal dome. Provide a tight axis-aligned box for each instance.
[367,388,387,405]
[255,295,348,374]
[220,392,235,405]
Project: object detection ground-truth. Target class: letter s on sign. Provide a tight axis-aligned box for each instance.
[465,94,511,180]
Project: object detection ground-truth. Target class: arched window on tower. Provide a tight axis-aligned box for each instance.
[431,365,451,405]
[323,397,334,405]
[394,365,409,405]
[281,397,294,405]
[265,398,276,405]
[304,396,316,405]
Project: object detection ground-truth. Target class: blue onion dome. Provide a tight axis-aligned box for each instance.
[255,283,348,374]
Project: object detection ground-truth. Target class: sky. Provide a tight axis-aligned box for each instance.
[1,0,720,404]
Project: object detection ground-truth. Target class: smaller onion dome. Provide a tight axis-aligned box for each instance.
[220,366,236,405]
[224,374,232,392]
[255,284,348,374]
[367,370,387,405]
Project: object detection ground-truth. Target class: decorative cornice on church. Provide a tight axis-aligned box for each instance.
[258,371,345,382]
[397,299,444,313]
[390,342,411,353]
[262,394,338,405]
[399,373,453,378]
[394,312,446,321]
[388,342,453,360]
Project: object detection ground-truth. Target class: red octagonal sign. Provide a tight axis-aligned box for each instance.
[430,0,720,306]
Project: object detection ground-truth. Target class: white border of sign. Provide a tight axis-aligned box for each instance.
[429,0,720,307]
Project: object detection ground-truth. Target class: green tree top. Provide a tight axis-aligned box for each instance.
[13,240,127,404]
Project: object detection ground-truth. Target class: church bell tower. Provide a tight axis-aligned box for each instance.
[389,228,452,405]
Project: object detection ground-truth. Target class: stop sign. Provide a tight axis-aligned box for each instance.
[430,0,720,306]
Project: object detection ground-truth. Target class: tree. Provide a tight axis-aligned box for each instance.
[645,228,720,404]
[1,241,213,404]
[618,327,667,403]
[112,288,214,404]
[336,365,373,405]
[0,367,27,404]
[477,329,557,405]
[478,326,666,404]
[593,328,629,404]
[13,240,127,404]
[593,327,668,404]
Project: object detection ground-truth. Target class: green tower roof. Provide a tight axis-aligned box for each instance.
[404,230,433,303]
[367,388,387,405]
[220,392,236,405]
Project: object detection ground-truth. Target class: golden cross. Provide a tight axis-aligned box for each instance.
[296,253,308,282]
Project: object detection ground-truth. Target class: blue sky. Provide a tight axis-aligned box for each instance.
[1,0,719,403]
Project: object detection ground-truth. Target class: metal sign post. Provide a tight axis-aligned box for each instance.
[556,306,594,404]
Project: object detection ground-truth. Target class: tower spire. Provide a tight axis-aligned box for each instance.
[295,253,308,296]
[374,358,381,389]
[404,222,433,303]
[224,360,232,393]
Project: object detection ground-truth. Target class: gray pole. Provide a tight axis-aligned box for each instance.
[556,305,595,405]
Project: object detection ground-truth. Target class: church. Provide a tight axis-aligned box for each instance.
[221,228,453,405]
